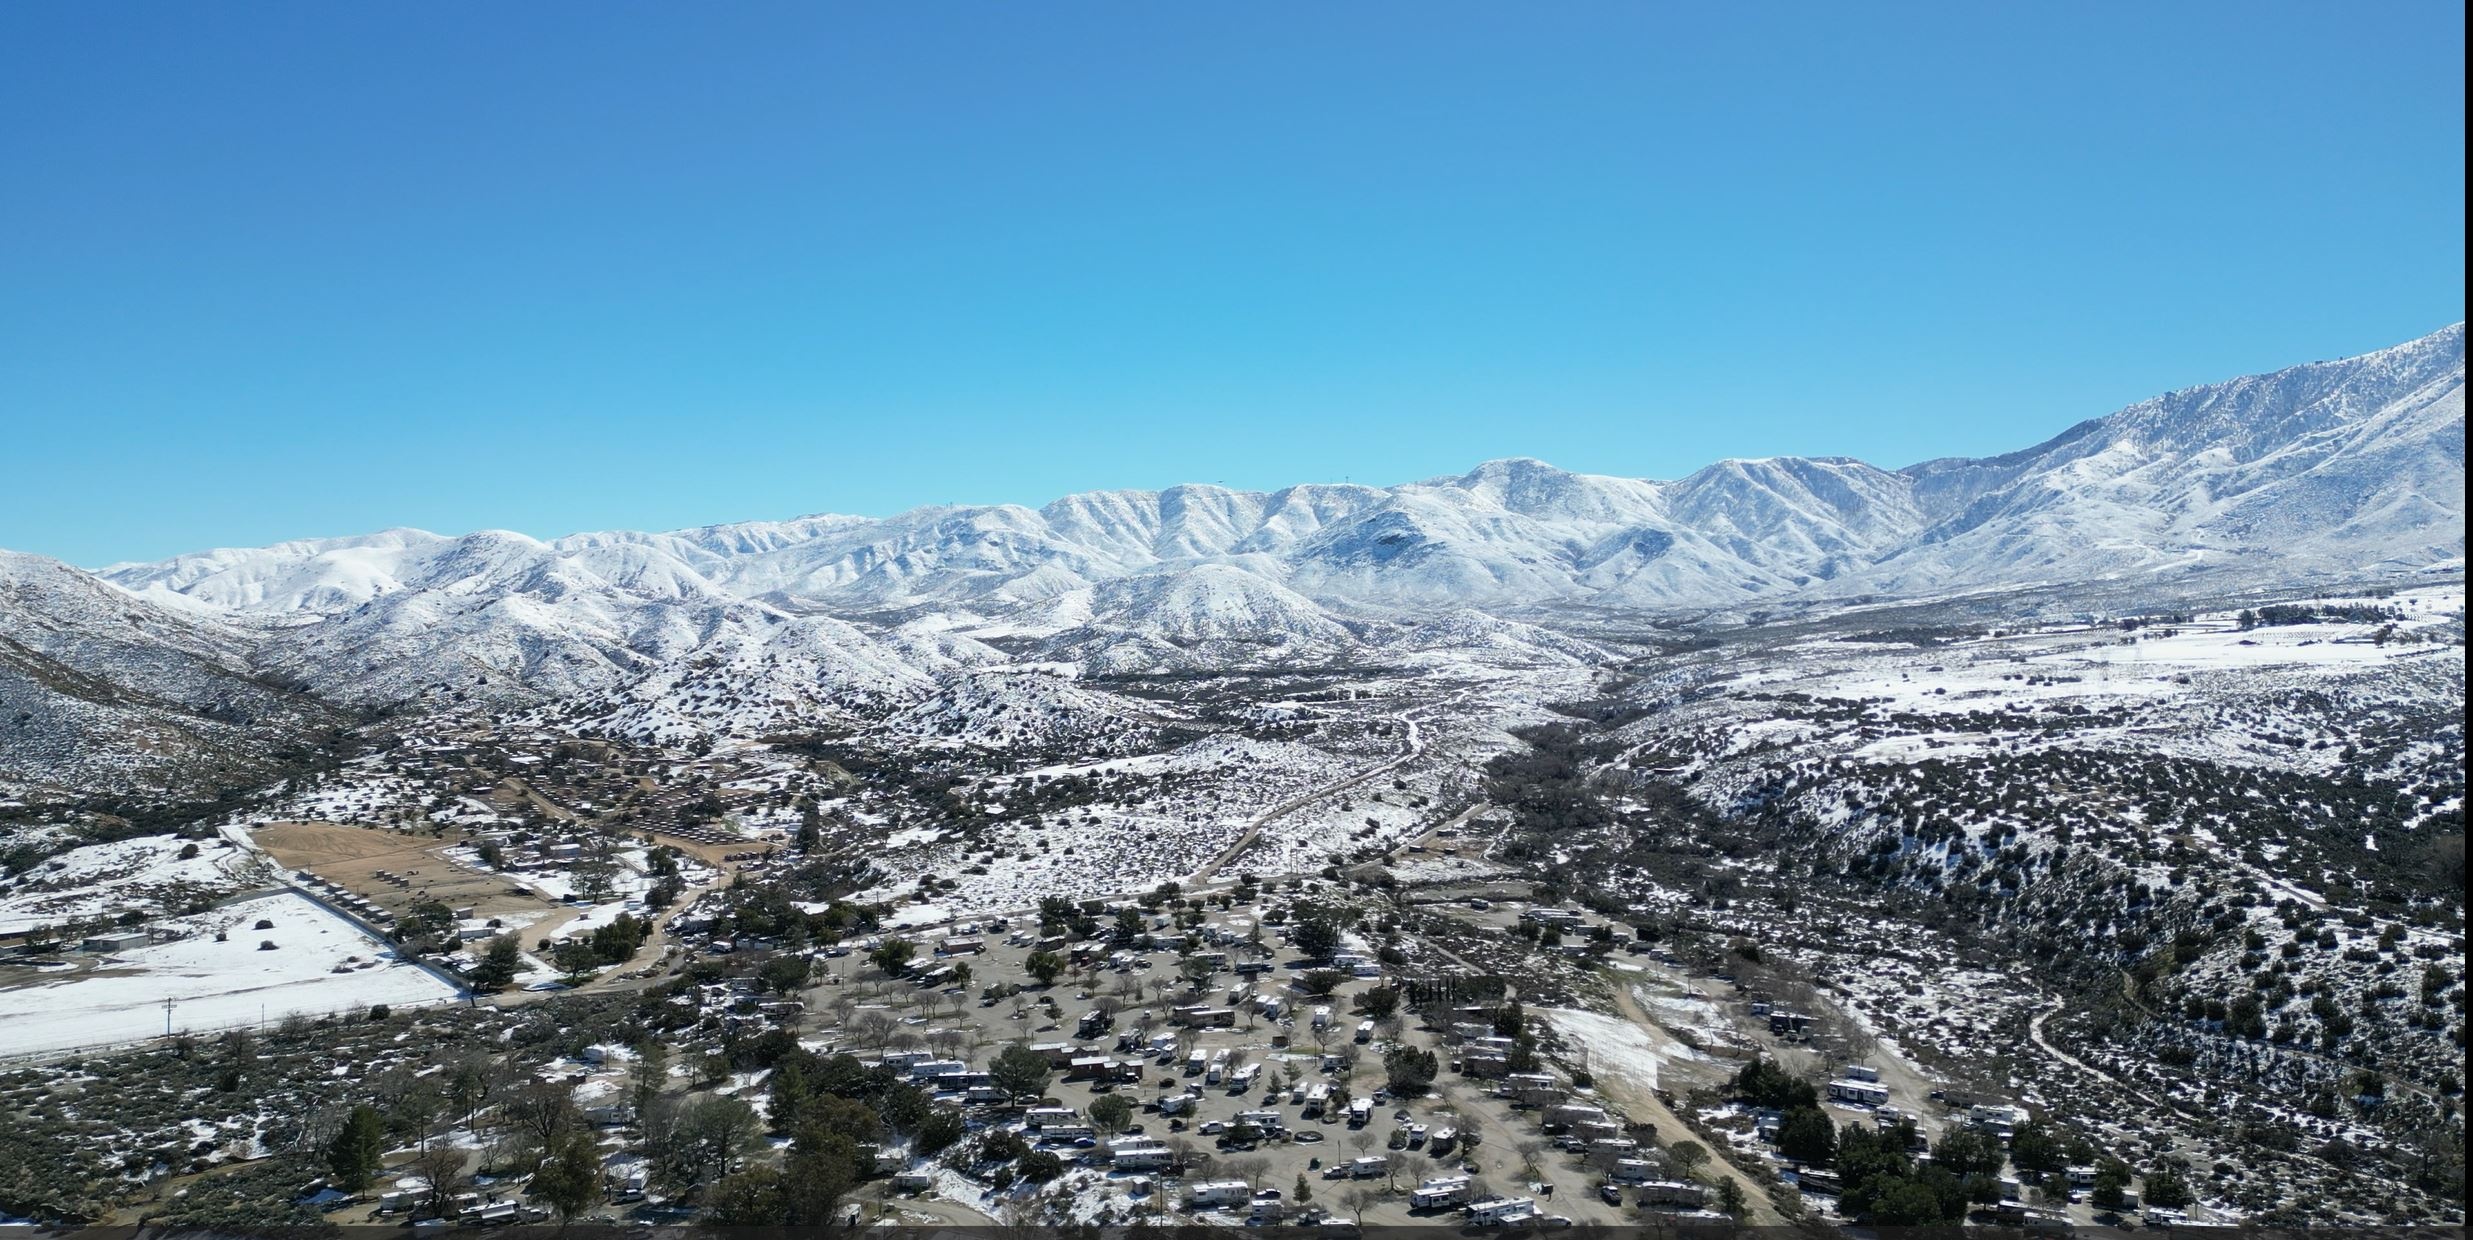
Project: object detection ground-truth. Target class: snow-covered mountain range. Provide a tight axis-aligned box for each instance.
[2,323,2460,784]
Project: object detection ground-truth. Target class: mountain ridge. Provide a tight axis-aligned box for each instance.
[1,323,2457,781]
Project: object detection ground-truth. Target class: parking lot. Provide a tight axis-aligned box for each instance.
[791,884,1704,1229]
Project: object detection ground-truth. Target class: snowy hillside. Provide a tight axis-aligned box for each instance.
[0,551,333,797]
[0,324,2450,779]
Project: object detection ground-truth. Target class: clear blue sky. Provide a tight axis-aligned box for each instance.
[2,3,2462,566]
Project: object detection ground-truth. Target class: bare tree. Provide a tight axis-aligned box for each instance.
[501,1080,582,1169]
[1456,1116,1486,1161]
[1225,1155,1272,1190]
[1396,1150,1433,1192]
[852,1009,897,1052]
[407,1139,470,1218]
[1516,1138,1550,1182]
[1341,1186,1381,1225]
[1167,1135,1208,1178]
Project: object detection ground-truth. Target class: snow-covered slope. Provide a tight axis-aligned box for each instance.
[9,322,2451,745]
[0,551,331,796]
[1025,565,1360,673]
[1875,324,2466,593]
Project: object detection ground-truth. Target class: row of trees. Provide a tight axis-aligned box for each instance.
[1729,1056,2193,1222]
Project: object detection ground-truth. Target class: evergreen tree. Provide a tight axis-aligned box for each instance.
[471,935,523,991]
[1715,1177,1747,1217]
[530,1131,603,1220]
[327,1104,385,1190]
[1776,1106,1836,1167]
[991,1044,1053,1099]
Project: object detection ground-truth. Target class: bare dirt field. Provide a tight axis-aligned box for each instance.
[251,821,553,927]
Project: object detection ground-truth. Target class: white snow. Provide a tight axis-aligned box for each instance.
[0,891,463,1058]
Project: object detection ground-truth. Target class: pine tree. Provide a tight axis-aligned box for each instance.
[531,1131,603,1220]
[327,1104,385,1190]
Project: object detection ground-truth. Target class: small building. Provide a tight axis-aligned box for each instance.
[1639,1180,1708,1208]
[1109,1141,1174,1171]
[1610,1158,1660,1184]
[1544,1103,1611,1131]
[1468,1197,1538,1225]
[1460,1050,1509,1078]
[1187,1180,1252,1209]
[1969,1103,2029,1136]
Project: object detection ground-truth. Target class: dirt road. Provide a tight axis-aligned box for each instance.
[1189,703,1445,884]
[1601,983,1783,1224]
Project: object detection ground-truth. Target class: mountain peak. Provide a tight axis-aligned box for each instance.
[58,326,2458,627]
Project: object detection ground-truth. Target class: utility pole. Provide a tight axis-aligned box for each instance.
[162,997,175,1039]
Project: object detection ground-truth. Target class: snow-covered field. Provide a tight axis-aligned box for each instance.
[1542,1006,1685,1091]
[0,891,462,1058]
[0,834,272,934]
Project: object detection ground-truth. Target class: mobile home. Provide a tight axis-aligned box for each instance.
[1467,1197,1537,1226]
[1186,1180,1252,1209]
